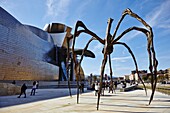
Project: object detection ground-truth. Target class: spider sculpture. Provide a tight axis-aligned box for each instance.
[70,8,158,110]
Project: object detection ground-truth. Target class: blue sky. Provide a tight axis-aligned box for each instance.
[1,0,170,77]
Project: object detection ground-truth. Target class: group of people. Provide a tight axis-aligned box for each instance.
[94,81,118,96]
[17,81,39,98]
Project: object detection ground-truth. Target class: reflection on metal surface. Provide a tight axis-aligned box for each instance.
[0,7,95,83]
[44,23,73,48]
[0,7,60,80]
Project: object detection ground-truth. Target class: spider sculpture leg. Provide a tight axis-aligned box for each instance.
[76,37,97,102]
[97,53,108,110]
[148,42,158,105]
[97,18,113,110]
[78,37,96,64]
[72,21,104,104]
[115,10,158,96]
[108,54,115,93]
[112,26,158,104]
[111,8,158,103]
[72,53,80,104]
[115,42,147,96]
[66,37,72,97]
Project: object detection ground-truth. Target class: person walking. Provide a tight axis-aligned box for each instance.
[81,82,84,93]
[18,83,27,98]
[108,81,113,93]
[36,81,39,89]
[94,82,100,96]
[30,81,37,96]
[114,81,117,89]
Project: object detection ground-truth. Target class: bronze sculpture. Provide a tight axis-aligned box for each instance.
[71,8,158,110]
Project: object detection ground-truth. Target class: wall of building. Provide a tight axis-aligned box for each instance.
[0,7,59,80]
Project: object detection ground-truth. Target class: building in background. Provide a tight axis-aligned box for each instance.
[129,70,147,84]
[165,68,170,81]
[157,68,170,83]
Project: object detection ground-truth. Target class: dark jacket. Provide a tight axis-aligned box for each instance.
[21,84,27,91]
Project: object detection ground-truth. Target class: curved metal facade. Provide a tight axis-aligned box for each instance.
[0,7,59,80]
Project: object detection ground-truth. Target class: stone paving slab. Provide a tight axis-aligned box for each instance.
[0,88,170,113]
[0,88,79,107]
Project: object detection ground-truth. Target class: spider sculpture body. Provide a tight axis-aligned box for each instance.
[71,8,158,110]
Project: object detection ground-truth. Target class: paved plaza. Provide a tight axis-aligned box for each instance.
[0,88,170,113]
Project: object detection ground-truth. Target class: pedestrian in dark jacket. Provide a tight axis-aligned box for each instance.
[18,83,27,98]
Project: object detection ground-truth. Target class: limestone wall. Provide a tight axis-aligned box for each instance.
[0,83,20,96]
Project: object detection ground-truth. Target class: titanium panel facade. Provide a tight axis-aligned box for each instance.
[0,7,59,80]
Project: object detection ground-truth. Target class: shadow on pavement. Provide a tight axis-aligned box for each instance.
[0,88,92,108]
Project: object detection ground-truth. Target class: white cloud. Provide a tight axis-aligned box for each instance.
[146,0,170,28]
[46,0,71,22]
[126,32,143,40]
[45,0,93,26]
[158,56,170,60]
[92,43,103,53]
[125,0,170,40]
[0,0,6,4]
[69,0,94,27]
[158,24,170,29]
[136,44,146,49]
[111,56,131,62]
[122,48,127,55]
[0,0,17,11]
